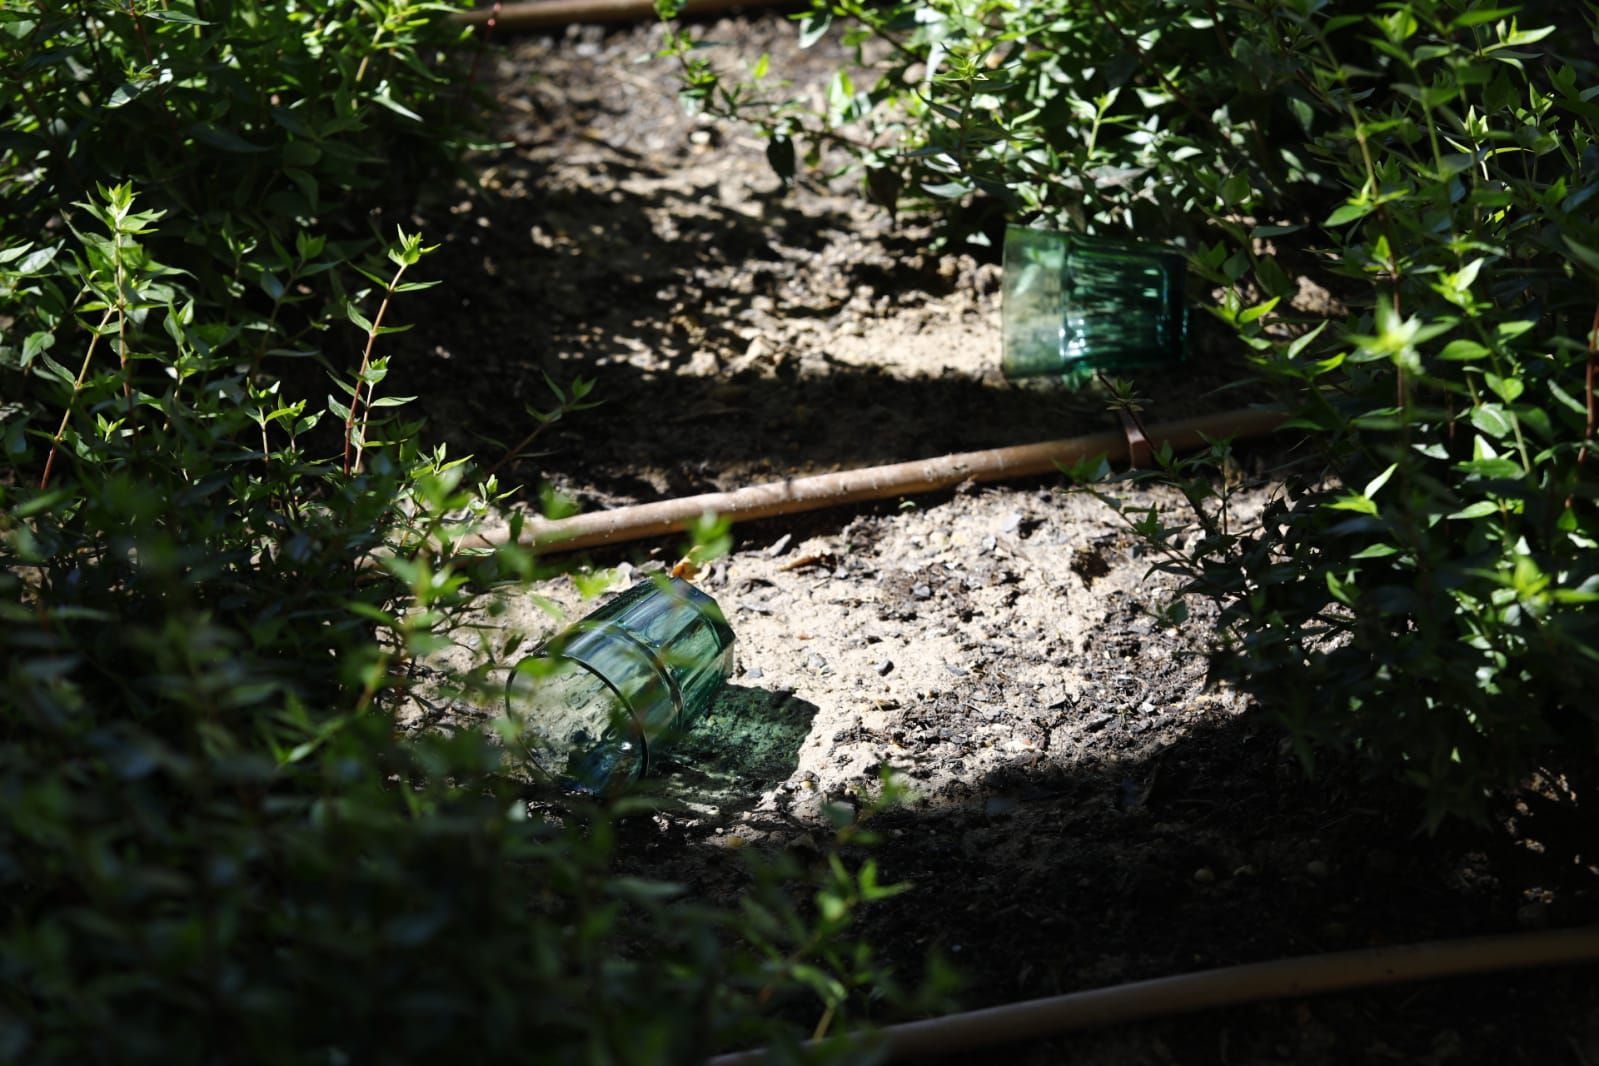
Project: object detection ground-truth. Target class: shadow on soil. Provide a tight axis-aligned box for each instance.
[396,147,1263,509]
[650,683,818,819]
[628,699,1599,1065]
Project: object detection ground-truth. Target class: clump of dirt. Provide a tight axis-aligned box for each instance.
[398,13,1599,1064]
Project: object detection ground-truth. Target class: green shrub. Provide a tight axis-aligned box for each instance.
[667,0,1599,823]
[1,5,924,1059]
[0,0,477,345]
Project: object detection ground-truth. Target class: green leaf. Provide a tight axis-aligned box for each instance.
[1549,379,1587,415]
[1363,462,1398,500]
[1563,235,1599,274]
[1328,493,1378,516]
[606,877,687,903]
[1448,500,1499,520]
[190,124,269,153]
[144,9,210,23]
[1483,372,1523,404]
[15,489,72,518]
[1502,24,1554,46]
[17,244,59,275]
[1324,201,1374,226]
[797,9,832,48]
[1456,457,1522,478]
[283,140,322,168]
[106,81,148,109]
[1286,321,1329,359]
[283,167,319,209]
[1221,171,1252,206]
[1450,6,1520,28]
[1470,404,1512,438]
[20,331,53,367]
[371,88,422,122]
[1239,297,1280,325]
[1438,339,1489,362]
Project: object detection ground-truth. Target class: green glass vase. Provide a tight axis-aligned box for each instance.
[1002,225,1189,384]
[506,577,735,794]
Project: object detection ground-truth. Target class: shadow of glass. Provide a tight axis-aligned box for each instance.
[649,684,818,819]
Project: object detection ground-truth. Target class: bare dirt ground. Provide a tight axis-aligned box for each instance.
[396,13,1599,1063]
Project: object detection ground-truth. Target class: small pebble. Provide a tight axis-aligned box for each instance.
[1193,867,1216,884]
[1084,713,1114,732]
[1000,512,1023,533]
[912,583,932,600]
[1306,860,1330,879]
[806,653,828,672]
[875,659,894,676]
[744,666,764,680]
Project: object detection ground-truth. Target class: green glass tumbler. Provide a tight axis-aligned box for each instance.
[506,577,736,794]
[1001,225,1189,383]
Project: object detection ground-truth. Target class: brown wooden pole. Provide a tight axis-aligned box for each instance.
[708,926,1599,1064]
[461,407,1286,556]
[451,0,791,30]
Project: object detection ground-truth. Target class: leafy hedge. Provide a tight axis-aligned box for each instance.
[1,3,918,1059]
[666,0,1599,823]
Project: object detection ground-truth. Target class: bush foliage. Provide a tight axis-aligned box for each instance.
[1,3,920,1059]
[667,0,1599,822]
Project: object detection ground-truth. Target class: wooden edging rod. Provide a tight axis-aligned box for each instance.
[451,0,791,30]
[460,407,1287,556]
[708,926,1599,1064]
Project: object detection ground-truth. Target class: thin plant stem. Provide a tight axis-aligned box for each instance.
[354,2,395,85]
[344,264,409,476]
[479,416,558,485]
[462,0,502,102]
[41,309,117,490]
[1579,304,1599,471]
